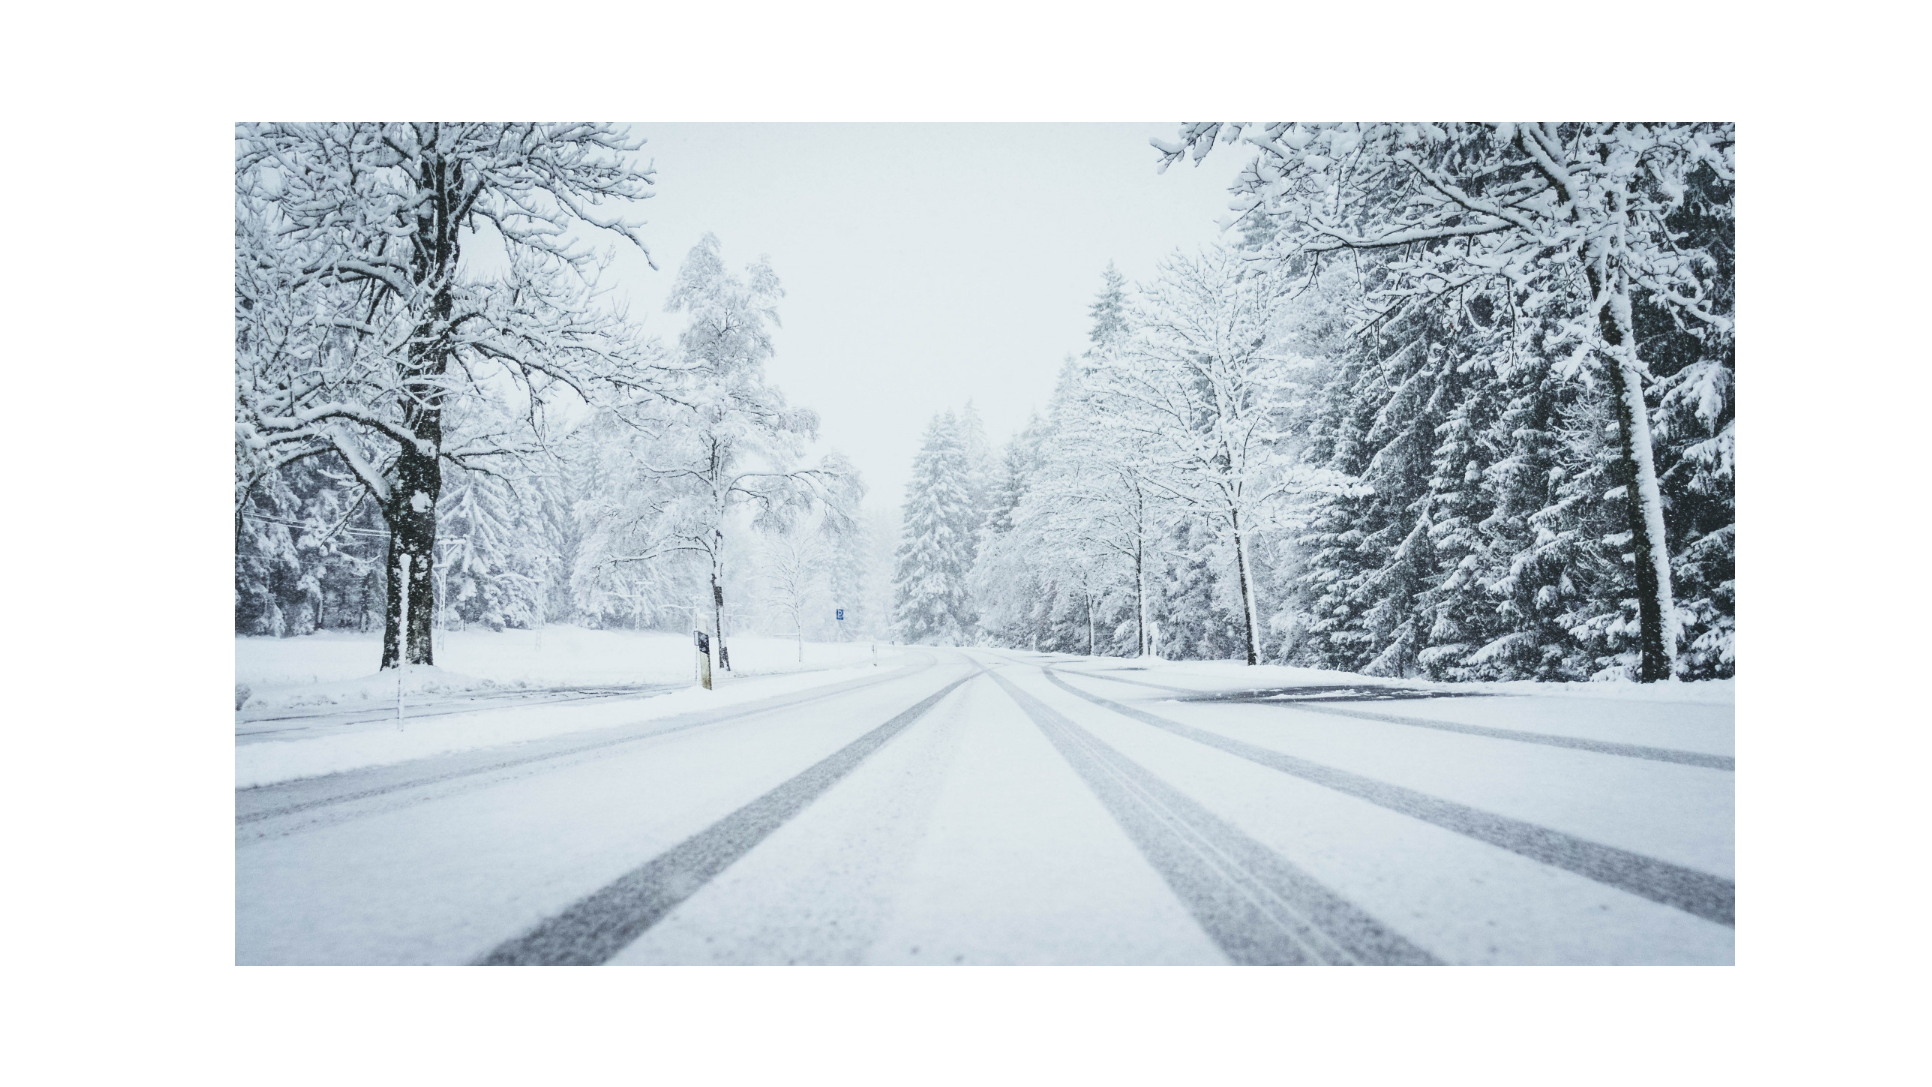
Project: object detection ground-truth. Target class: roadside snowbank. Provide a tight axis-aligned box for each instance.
[236,626,891,712]
[235,659,904,789]
[1059,657,1733,705]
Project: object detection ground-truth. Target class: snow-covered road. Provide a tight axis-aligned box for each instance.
[236,649,1734,965]
[236,683,686,744]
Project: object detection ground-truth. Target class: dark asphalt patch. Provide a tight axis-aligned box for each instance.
[1043,670,1736,929]
[477,667,985,966]
[988,671,1438,966]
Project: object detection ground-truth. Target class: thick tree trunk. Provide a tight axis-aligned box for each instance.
[380,142,457,672]
[1231,508,1260,666]
[380,443,439,669]
[1596,281,1678,682]
[710,534,730,672]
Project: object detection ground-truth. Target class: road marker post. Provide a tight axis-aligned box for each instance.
[696,629,712,690]
[395,552,410,731]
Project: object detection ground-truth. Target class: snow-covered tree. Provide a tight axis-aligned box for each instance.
[1156,122,1734,680]
[968,260,1319,663]
[823,498,879,639]
[893,412,980,644]
[1087,261,1130,351]
[1095,247,1313,664]
[971,265,1175,658]
[758,525,829,660]
[235,122,665,669]
[956,401,997,557]
[435,469,558,632]
[573,235,859,667]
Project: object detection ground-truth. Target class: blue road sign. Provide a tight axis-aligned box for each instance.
[836,609,845,621]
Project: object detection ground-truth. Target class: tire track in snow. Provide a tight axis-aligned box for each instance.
[985,670,1438,966]
[236,656,937,834]
[1041,667,1735,928]
[1058,667,1732,771]
[236,683,686,741]
[477,666,986,966]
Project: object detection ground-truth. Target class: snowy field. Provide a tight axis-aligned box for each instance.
[237,625,887,708]
[1113,658,1735,705]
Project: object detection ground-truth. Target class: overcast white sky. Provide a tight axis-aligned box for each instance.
[596,123,1249,513]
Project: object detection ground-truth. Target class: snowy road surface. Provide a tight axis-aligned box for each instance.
[236,649,1734,965]
[236,683,685,745]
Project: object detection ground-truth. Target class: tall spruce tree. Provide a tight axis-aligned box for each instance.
[1088,261,1129,350]
[893,412,979,644]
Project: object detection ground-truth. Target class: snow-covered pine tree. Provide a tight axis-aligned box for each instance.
[1417,304,1599,681]
[1641,160,1735,678]
[1409,350,1506,678]
[1088,261,1129,350]
[957,401,997,561]
[893,412,979,644]
[1157,518,1244,661]
[436,469,558,632]
[1282,314,1437,671]
[1160,123,1735,681]
[984,413,1047,540]
[235,455,388,637]
[968,414,1051,647]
